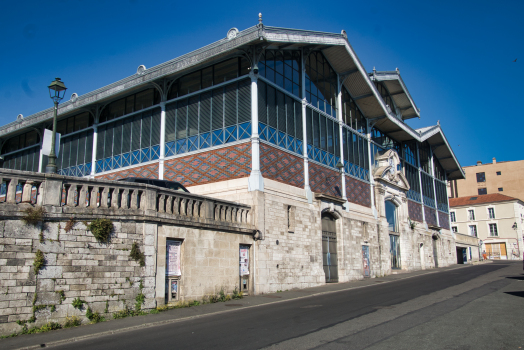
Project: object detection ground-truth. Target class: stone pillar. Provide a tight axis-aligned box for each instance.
[159,102,166,180]
[248,73,264,192]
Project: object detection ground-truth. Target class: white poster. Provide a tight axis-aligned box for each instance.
[166,241,181,276]
[239,247,249,275]
[42,129,61,156]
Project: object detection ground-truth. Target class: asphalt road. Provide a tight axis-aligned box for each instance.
[44,261,523,350]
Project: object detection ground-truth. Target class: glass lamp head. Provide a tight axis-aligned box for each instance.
[48,78,67,103]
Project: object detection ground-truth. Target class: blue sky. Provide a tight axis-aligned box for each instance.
[1,0,523,168]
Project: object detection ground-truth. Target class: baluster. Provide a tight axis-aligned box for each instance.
[166,196,173,214]
[130,189,138,209]
[180,198,187,216]
[36,182,45,206]
[158,194,166,213]
[6,178,18,203]
[214,204,220,221]
[173,196,180,215]
[121,189,129,209]
[220,206,226,221]
[187,199,193,217]
[194,201,201,218]
[66,184,77,207]
[244,209,250,224]
[101,187,109,208]
[111,188,121,209]
[21,181,34,203]
[139,190,146,209]
[231,207,237,223]
[78,185,88,208]
[89,187,99,208]
[225,206,231,222]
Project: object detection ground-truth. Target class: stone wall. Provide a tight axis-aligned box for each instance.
[0,215,155,336]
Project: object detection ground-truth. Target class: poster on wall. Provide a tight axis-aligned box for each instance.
[166,240,181,276]
[239,246,249,276]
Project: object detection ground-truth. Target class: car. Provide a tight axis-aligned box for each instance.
[117,177,190,193]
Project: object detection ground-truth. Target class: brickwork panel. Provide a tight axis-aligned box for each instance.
[309,163,343,198]
[425,206,438,226]
[345,176,371,208]
[408,200,423,223]
[260,144,304,189]
[96,162,159,181]
[164,143,251,187]
[439,211,450,230]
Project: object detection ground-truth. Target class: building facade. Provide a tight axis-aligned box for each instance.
[0,22,464,293]
[449,193,524,260]
[449,158,524,202]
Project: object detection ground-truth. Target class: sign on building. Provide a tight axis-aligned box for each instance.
[166,240,181,276]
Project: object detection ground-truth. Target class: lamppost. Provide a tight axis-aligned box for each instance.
[45,78,67,174]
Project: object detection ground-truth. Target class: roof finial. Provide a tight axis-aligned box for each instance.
[373,66,376,72]
[259,13,263,25]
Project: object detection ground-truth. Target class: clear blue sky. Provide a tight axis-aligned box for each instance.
[1,0,523,168]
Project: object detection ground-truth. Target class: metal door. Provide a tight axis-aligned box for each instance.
[432,239,439,267]
[390,234,401,269]
[322,214,338,283]
[362,245,370,277]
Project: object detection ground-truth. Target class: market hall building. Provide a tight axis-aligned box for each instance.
[0,20,465,295]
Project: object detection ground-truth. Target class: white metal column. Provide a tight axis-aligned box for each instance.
[430,147,439,227]
[91,124,98,178]
[416,142,426,226]
[336,77,348,210]
[367,120,377,218]
[159,102,166,180]
[248,72,264,191]
[301,51,312,203]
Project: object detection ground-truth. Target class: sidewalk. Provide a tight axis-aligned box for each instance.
[1,262,489,350]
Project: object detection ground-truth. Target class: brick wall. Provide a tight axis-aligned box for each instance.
[96,162,159,181]
[260,143,304,189]
[439,211,450,230]
[309,163,343,198]
[345,176,371,208]
[408,200,423,223]
[164,143,251,187]
[425,206,438,226]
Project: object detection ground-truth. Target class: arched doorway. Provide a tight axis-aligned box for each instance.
[322,213,338,283]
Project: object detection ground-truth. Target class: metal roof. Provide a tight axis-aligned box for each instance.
[0,23,464,179]
[369,69,420,120]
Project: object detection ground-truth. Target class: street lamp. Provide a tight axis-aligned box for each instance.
[45,78,67,173]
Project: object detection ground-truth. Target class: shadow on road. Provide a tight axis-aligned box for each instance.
[504,291,524,298]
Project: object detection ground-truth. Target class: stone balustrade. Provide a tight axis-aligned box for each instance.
[0,168,253,232]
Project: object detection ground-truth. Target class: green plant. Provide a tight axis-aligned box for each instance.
[86,306,104,323]
[64,217,76,232]
[135,292,145,311]
[64,316,81,328]
[56,290,66,304]
[21,206,46,226]
[72,297,86,310]
[232,288,243,300]
[105,300,109,313]
[50,305,56,312]
[33,250,45,274]
[86,218,113,242]
[149,308,160,314]
[408,217,418,230]
[39,229,44,243]
[129,242,145,267]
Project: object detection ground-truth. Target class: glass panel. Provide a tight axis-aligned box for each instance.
[214,58,238,84]
[179,71,201,97]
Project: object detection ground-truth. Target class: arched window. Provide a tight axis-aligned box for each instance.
[385,200,397,232]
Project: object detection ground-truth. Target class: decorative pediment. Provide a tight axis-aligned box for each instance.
[373,149,410,191]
